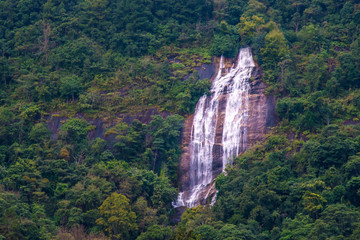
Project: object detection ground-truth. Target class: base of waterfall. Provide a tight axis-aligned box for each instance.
[173,180,217,208]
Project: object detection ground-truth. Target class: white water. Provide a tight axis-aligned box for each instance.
[174,48,255,208]
[221,49,255,168]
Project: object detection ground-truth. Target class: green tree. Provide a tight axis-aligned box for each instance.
[345,153,360,177]
[333,53,360,90]
[96,192,138,239]
[297,24,326,53]
[29,123,51,144]
[260,27,289,83]
[237,15,265,44]
[218,223,255,240]
[132,197,157,232]
[147,115,184,178]
[59,118,91,164]
[193,224,218,240]
[59,75,83,101]
[211,33,239,57]
[302,192,327,219]
[320,204,360,237]
[280,214,314,239]
[136,224,173,240]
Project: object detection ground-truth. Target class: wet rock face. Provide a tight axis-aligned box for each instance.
[178,115,194,191]
[177,54,277,207]
[247,67,277,148]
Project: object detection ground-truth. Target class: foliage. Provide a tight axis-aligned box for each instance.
[96,192,137,239]
[0,0,360,239]
[211,21,240,57]
[136,225,173,240]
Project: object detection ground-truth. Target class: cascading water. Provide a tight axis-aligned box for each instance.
[174,48,255,208]
[221,49,255,168]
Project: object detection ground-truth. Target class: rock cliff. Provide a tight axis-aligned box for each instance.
[178,54,277,206]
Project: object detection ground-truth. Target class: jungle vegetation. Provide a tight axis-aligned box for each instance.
[0,0,360,239]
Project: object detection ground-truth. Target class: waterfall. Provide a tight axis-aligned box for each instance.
[221,49,255,168]
[174,48,255,208]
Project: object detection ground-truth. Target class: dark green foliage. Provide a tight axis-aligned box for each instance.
[1,0,360,239]
[193,224,218,240]
[211,20,240,57]
[301,128,359,172]
[211,33,238,57]
[217,223,256,239]
[147,115,184,182]
[29,123,51,143]
[333,53,360,90]
[276,92,333,130]
[0,112,181,239]
[223,0,248,25]
[59,118,89,143]
[136,224,173,240]
[59,75,83,100]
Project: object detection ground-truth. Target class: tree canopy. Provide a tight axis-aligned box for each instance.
[0,0,360,239]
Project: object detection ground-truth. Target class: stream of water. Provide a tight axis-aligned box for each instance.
[174,48,255,208]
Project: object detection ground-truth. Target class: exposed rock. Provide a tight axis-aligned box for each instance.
[184,62,216,81]
[178,114,194,191]
[177,53,278,208]
[247,67,277,148]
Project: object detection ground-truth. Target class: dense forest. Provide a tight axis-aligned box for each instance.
[0,0,360,239]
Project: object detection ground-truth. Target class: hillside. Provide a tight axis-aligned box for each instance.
[1,0,360,239]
